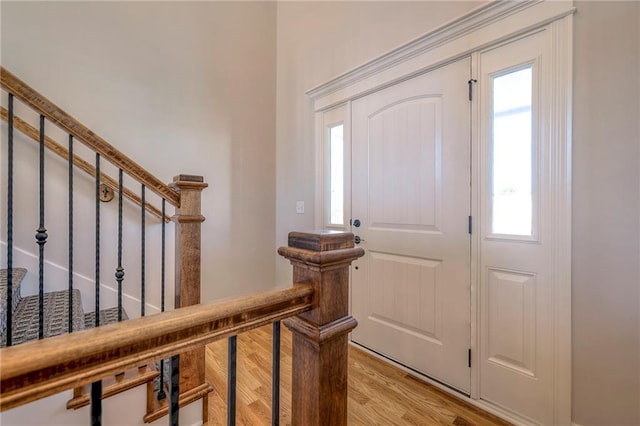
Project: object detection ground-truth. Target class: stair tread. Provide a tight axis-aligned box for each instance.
[0,289,84,347]
[0,268,28,332]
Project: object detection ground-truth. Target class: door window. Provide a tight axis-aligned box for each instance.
[329,124,344,225]
[490,66,534,236]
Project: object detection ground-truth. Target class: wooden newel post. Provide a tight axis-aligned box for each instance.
[170,175,210,398]
[279,231,364,426]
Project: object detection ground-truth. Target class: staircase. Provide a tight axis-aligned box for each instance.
[1,66,210,425]
[0,267,162,413]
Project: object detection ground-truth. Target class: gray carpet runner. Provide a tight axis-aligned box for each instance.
[84,307,128,328]
[1,268,130,348]
[0,289,85,347]
[1,268,161,397]
[0,267,27,331]
[154,358,172,394]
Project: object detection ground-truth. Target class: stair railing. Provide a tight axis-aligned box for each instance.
[1,67,208,421]
[0,231,364,426]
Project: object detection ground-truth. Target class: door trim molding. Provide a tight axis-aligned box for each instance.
[308,0,575,112]
[310,1,573,423]
[547,16,573,426]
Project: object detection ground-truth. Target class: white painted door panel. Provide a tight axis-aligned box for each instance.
[478,31,554,424]
[351,58,471,392]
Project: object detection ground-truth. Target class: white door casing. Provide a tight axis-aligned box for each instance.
[350,57,471,393]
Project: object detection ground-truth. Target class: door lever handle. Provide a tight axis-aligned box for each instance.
[354,235,365,244]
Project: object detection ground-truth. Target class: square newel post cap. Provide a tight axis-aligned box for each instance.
[289,230,355,251]
[170,174,208,191]
[278,230,364,267]
[169,174,207,222]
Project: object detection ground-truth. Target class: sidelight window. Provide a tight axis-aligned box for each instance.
[490,66,533,236]
[328,124,344,225]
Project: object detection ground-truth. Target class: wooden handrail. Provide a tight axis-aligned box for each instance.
[0,67,180,207]
[0,107,170,222]
[0,284,313,412]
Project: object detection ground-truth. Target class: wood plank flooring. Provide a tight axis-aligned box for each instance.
[205,325,510,426]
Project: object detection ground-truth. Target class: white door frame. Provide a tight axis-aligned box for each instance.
[310,2,573,424]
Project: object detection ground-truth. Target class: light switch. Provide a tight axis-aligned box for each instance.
[296,201,305,214]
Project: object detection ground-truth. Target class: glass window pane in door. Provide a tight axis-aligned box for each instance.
[329,124,344,225]
[491,67,533,236]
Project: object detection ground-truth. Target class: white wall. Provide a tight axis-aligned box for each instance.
[1,1,277,305]
[275,1,640,424]
[1,387,202,426]
[572,2,640,424]
[275,0,484,284]
[1,2,276,425]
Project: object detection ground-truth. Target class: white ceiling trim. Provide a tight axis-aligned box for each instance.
[307,0,575,112]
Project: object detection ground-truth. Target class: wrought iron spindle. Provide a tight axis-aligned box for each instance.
[169,354,180,426]
[95,153,100,328]
[116,169,124,322]
[91,381,102,426]
[68,135,74,333]
[228,335,237,426]
[272,321,281,426]
[140,184,146,317]
[158,199,167,400]
[6,94,14,347]
[36,115,48,340]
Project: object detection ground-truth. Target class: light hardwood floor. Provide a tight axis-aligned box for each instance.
[205,325,510,426]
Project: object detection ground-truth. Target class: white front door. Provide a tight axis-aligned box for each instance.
[351,57,471,393]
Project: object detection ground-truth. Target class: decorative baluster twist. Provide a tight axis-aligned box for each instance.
[36,115,48,340]
[158,198,167,400]
[95,153,101,327]
[116,169,124,322]
[6,94,14,347]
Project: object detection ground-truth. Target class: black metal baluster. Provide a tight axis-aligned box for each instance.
[68,135,74,333]
[140,185,146,317]
[95,153,100,328]
[91,381,102,426]
[6,94,14,347]
[116,169,124,322]
[169,354,180,426]
[36,115,48,340]
[272,321,281,426]
[158,199,167,400]
[91,142,102,426]
[228,335,237,426]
